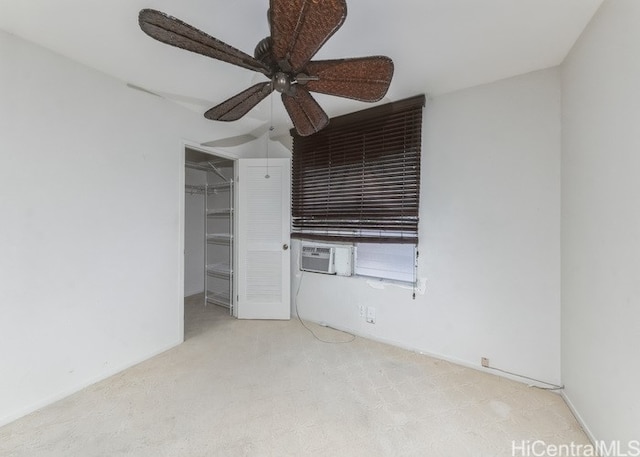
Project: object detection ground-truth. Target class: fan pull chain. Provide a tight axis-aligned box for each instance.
[265,92,275,179]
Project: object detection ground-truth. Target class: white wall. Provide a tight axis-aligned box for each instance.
[0,31,234,425]
[292,68,562,384]
[561,0,640,443]
[184,168,205,297]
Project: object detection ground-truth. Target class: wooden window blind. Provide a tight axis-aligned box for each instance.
[291,95,425,244]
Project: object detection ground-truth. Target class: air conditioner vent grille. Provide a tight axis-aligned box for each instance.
[300,244,335,274]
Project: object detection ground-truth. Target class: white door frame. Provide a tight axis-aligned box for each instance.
[179,140,238,339]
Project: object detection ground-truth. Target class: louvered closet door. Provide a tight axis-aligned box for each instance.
[236,158,291,319]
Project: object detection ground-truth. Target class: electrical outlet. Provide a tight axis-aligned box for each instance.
[481,357,490,368]
[359,305,366,318]
[366,306,376,324]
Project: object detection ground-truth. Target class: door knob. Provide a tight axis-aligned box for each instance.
[283,244,289,251]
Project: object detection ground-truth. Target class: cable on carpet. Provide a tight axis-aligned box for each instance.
[295,272,356,344]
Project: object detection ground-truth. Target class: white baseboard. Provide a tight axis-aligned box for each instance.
[340,318,597,447]
[0,339,182,428]
[561,391,598,446]
[303,317,559,390]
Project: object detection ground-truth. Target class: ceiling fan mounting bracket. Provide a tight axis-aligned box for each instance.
[294,73,318,85]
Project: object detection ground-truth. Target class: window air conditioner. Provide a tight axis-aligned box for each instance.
[300,245,336,274]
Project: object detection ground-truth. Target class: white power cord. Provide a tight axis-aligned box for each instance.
[294,271,356,344]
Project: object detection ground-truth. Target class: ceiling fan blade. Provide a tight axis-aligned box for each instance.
[282,87,329,137]
[303,56,394,102]
[139,9,270,76]
[270,0,347,73]
[205,82,274,122]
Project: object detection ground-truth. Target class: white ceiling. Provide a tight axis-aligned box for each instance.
[0,0,603,136]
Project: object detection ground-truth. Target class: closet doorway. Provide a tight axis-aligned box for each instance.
[183,145,292,330]
[184,147,235,322]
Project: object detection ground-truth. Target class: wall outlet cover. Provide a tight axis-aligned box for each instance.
[366,306,376,324]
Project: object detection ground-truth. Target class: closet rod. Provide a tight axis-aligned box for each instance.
[185,160,232,183]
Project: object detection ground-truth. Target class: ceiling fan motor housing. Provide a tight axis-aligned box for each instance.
[254,36,292,94]
[254,36,274,69]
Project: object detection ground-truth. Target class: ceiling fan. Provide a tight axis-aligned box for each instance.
[138,0,394,136]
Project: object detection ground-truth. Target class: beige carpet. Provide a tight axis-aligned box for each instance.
[0,294,589,457]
